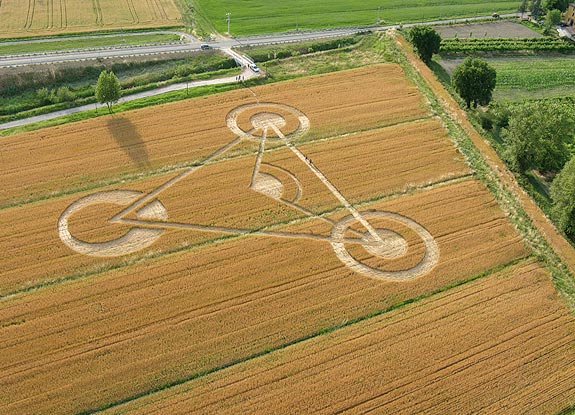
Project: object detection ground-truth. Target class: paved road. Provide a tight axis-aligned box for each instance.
[0,13,524,68]
[0,65,259,130]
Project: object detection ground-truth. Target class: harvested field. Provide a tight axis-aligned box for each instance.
[1,61,574,415]
[98,260,575,415]
[0,0,182,38]
[0,179,529,415]
[0,64,426,207]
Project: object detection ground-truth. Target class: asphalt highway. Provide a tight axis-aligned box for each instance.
[0,13,523,68]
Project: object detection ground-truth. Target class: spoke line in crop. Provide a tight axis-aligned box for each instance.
[119,218,364,243]
[250,126,267,189]
[271,123,384,244]
[111,136,242,223]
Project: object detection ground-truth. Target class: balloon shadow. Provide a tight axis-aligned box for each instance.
[106,117,151,168]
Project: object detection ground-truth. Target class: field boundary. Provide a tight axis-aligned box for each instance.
[74,254,534,415]
[390,32,575,307]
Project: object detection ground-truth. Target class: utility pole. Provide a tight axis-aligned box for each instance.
[377,6,381,24]
[296,15,298,31]
[226,12,231,34]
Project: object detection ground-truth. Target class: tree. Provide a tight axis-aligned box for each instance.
[408,25,441,64]
[95,70,121,113]
[518,0,529,16]
[552,156,575,238]
[451,57,496,108]
[503,101,575,173]
[546,8,563,27]
[531,0,544,19]
[544,0,569,12]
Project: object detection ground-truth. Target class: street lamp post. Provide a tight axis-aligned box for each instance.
[226,12,231,34]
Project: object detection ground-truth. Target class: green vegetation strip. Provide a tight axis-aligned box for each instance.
[440,37,575,53]
[391,33,575,308]
[76,254,531,415]
[489,56,575,90]
[193,0,518,35]
[0,34,182,55]
[0,81,241,137]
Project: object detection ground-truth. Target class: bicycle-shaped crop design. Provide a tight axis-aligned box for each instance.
[58,103,439,281]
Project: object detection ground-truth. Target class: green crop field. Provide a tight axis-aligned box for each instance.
[488,56,575,100]
[0,33,181,55]
[437,54,575,101]
[194,0,520,35]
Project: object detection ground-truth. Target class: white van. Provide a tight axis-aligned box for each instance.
[249,63,260,73]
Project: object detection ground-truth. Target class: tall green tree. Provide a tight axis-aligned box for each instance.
[544,0,569,12]
[504,101,575,173]
[451,57,496,108]
[518,0,529,16]
[531,0,544,19]
[95,70,121,114]
[408,25,441,64]
[552,156,575,238]
[546,8,563,27]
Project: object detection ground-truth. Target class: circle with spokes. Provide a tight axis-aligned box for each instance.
[226,102,310,142]
[331,211,439,282]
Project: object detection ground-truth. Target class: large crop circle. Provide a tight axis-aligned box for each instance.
[330,211,439,282]
[58,190,167,257]
[226,102,310,142]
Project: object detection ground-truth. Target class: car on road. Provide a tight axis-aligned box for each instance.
[249,63,260,73]
[492,13,500,18]
[200,44,211,50]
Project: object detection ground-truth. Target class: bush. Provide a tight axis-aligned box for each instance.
[55,86,75,103]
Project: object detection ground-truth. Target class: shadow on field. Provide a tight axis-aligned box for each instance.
[106,117,150,168]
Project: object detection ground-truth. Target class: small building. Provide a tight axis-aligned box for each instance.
[564,3,575,25]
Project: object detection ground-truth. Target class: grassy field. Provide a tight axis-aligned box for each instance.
[0,33,181,55]
[0,0,182,38]
[491,56,575,100]
[194,0,520,35]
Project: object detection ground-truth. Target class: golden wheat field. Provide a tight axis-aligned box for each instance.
[1,64,575,414]
[0,0,181,38]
